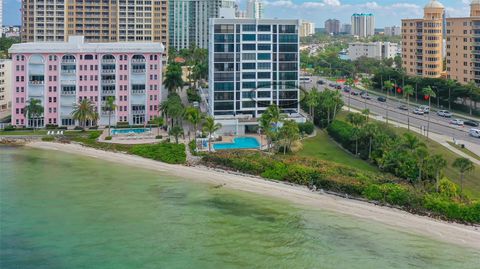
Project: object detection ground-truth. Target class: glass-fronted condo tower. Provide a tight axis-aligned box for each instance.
[208,18,300,120]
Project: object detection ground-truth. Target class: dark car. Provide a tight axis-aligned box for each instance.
[335,85,342,90]
[317,80,325,85]
[343,86,351,93]
[329,83,336,87]
[350,91,359,96]
[464,120,479,127]
[377,96,387,102]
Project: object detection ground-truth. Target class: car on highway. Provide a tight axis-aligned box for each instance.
[413,108,425,115]
[350,91,360,96]
[469,128,480,138]
[464,120,479,127]
[398,104,408,111]
[450,119,464,126]
[419,105,430,114]
[360,93,372,100]
[437,110,453,117]
[335,85,342,90]
[317,80,325,85]
[343,86,351,93]
[377,96,387,102]
[329,83,336,87]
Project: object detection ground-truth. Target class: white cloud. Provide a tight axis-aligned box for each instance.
[323,0,341,7]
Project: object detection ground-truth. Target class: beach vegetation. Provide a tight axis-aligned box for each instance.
[71,99,99,130]
[130,142,186,164]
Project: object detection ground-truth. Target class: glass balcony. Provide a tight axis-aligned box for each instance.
[101,79,116,85]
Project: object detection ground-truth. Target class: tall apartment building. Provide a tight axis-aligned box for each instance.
[325,19,340,35]
[402,0,444,78]
[209,18,300,134]
[300,21,315,37]
[0,0,3,37]
[246,0,263,19]
[0,59,12,119]
[21,0,168,47]
[351,13,375,38]
[169,0,236,49]
[348,42,400,61]
[384,26,401,36]
[9,36,164,128]
[445,0,480,85]
[341,24,352,35]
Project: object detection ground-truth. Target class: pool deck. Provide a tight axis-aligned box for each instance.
[99,128,170,144]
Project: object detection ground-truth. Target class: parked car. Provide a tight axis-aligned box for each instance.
[328,83,336,87]
[469,128,480,138]
[343,86,351,93]
[419,105,430,114]
[350,91,359,96]
[437,110,453,117]
[464,120,479,127]
[398,105,408,111]
[317,80,325,85]
[413,108,425,115]
[377,96,387,102]
[335,85,342,90]
[450,119,464,126]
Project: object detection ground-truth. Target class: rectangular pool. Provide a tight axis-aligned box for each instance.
[213,137,260,150]
[111,128,149,135]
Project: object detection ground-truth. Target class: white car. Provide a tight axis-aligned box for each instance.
[413,108,425,115]
[419,105,430,114]
[437,110,453,117]
[450,119,464,126]
[469,128,480,138]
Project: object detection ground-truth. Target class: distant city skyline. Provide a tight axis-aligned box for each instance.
[1,0,473,27]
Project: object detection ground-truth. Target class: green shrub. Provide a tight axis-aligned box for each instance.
[327,120,354,150]
[423,194,480,223]
[3,125,15,131]
[104,136,112,140]
[74,126,84,130]
[187,88,201,103]
[188,140,197,155]
[88,131,102,139]
[129,142,186,164]
[261,162,289,180]
[298,121,315,135]
[41,136,55,142]
[155,135,163,139]
[45,124,58,129]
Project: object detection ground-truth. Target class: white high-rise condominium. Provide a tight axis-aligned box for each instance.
[300,21,315,37]
[209,18,301,135]
[384,26,401,36]
[169,0,236,50]
[351,13,375,38]
[0,0,3,37]
[246,0,264,19]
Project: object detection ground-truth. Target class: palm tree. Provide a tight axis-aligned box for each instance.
[403,85,414,131]
[426,154,447,192]
[184,107,202,140]
[279,120,300,155]
[71,99,98,130]
[105,96,116,136]
[402,133,425,151]
[202,116,222,152]
[383,80,394,124]
[163,63,184,93]
[151,116,164,136]
[452,157,474,195]
[422,86,436,140]
[410,76,422,103]
[445,79,456,111]
[415,147,429,185]
[464,81,479,116]
[24,98,44,131]
[169,125,184,144]
[305,88,319,121]
[361,108,370,122]
[360,77,372,109]
[345,77,355,112]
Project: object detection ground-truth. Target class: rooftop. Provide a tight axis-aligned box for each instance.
[9,36,165,54]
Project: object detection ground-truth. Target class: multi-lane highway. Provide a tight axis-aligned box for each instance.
[302,76,480,145]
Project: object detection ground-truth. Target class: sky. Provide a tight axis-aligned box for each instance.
[2,0,472,28]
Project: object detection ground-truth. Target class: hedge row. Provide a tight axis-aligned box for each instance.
[129,142,186,164]
[202,151,480,224]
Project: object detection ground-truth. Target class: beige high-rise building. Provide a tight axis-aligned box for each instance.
[445,0,480,85]
[22,0,168,47]
[0,59,12,119]
[300,21,315,37]
[402,0,444,78]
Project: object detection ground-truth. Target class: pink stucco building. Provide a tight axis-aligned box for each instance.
[8,36,164,128]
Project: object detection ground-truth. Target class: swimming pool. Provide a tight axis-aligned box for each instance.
[213,137,260,150]
[111,128,149,135]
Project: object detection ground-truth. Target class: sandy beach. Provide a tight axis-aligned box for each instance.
[26,141,480,249]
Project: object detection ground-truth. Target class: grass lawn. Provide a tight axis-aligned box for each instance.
[0,130,48,136]
[447,142,480,162]
[297,130,378,172]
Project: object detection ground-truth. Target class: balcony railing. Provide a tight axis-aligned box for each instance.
[61,59,76,64]
[131,58,146,63]
[61,90,76,96]
[102,89,115,95]
[132,69,145,73]
[132,89,145,94]
[101,79,116,84]
[132,110,145,115]
[102,69,116,74]
[61,69,76,75]
[61,80,76,85]
[102,59,116,64]
[29,80,45,85]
